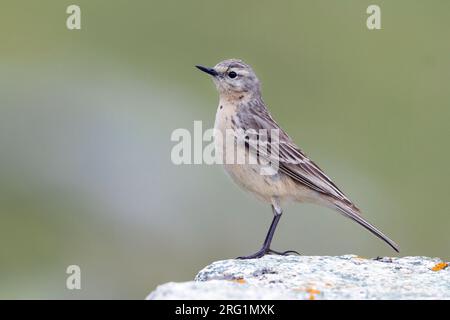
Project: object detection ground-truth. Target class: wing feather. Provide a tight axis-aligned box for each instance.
[237,102,352,205]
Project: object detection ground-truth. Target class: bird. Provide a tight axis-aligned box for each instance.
[196,59,399,259]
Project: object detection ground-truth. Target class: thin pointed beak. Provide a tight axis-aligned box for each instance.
[196,65,218,77]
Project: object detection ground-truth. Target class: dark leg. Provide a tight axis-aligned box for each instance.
[237,205,300,259]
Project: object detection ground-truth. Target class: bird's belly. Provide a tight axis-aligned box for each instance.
[214,120,283,202]
[220,143,321,204]
[223,163,322,205]
[213,104,319,204]
[222,163,284,202]
[220,142,299,203]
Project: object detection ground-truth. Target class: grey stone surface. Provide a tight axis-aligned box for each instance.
[148,255,450,300]
[147,280,299,300]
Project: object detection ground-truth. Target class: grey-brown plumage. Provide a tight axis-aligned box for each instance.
[196,59,399,258]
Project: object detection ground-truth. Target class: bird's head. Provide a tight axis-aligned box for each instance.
[196,59,261,99]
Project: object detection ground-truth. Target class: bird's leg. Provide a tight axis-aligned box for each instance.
[236,216,278,259]
[237,205,300,259]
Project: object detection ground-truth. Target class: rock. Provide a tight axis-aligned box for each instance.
[147,255,450,300]
[147,280,299,300]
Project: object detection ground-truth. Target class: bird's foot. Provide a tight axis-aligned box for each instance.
[237,248,300,259]
[236,248,267,259]
[268,249,301,256]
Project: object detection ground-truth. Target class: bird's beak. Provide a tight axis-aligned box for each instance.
[196,65,218,77]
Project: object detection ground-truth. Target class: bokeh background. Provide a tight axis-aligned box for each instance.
[1,0,449,299]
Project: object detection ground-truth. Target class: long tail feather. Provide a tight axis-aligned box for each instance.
[334,203,399,252]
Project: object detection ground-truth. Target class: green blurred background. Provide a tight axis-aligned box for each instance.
[0,0,449,299]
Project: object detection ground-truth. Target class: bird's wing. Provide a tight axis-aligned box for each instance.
[237,103,352,205]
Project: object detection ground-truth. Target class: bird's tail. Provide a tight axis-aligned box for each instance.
[333,201,400,252]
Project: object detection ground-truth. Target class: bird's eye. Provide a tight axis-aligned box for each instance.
[228,71,237,79]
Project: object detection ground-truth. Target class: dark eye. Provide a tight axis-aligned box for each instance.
[228,71,237,79]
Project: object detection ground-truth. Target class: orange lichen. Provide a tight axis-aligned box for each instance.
[231,278,246,284]
[293,287,321,299]
[306,288,321,295]
[431,262,448,271]
[306,288,321,300]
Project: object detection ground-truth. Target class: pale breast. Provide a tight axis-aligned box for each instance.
[213,102,305,203]
[214,101,236,132]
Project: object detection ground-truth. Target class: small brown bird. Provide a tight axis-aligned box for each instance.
[196,59,399,259]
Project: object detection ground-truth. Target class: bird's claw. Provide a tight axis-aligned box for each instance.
[236,250,266,259]
[237,248,301,259]
[268,249,301,256]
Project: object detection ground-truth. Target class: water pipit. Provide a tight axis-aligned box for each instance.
[196,59,399,259]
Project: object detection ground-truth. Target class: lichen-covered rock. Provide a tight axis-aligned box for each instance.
[147,280,299,300]
[148,255,450,300]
